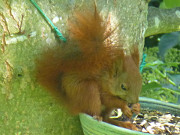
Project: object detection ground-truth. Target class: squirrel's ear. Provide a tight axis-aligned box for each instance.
[131,47,140,68]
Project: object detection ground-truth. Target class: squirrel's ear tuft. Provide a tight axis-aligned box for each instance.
[131,47,140,68]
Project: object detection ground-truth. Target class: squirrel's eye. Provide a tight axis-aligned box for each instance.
[121,84,127,91]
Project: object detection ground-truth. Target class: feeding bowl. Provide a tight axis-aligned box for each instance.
[79,97,180,135]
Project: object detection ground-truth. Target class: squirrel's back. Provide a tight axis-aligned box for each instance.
[36,5,122,91]
[35,5,142,129]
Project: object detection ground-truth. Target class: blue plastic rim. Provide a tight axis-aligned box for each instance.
[79,97,180,135]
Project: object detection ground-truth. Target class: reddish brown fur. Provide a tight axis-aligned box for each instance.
[36,5,142,130]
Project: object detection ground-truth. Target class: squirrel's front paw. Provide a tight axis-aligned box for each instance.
[122,105,132,118]
[132,103,140,114]
[120,121,139,131]
[93,115,103,121]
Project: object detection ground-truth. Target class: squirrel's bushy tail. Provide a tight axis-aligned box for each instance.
[36,6,121,98]
[64,6,120,73]
[69,6,107,55]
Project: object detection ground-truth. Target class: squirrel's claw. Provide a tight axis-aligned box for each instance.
[93,115,103,121]
[132,103,140,114]
[116,121,139,131]
[122,105,133,118]
[123,121,139,131]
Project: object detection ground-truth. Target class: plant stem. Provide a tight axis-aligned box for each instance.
[154,68,176,86]
[161,87,180,95]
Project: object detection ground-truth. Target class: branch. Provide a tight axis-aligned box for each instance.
[145,7,180,37]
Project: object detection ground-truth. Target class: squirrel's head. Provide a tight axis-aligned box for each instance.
[102,47,142,104]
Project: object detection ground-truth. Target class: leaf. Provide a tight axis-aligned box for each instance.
[164,62,180,68]
[164,0,180,8]
[158,32,180,59]
[142,82,162,91]
[144,60,164,68]
[167,73,180,86]
[159,1,167,9]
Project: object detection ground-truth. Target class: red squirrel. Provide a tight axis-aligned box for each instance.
[35,5,142,130]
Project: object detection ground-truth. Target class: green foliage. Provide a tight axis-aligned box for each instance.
[165,46,180,63]
[160,0,180,8]
[149,0,162,7]
[141,47,180,103]
[158,32,180,59]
